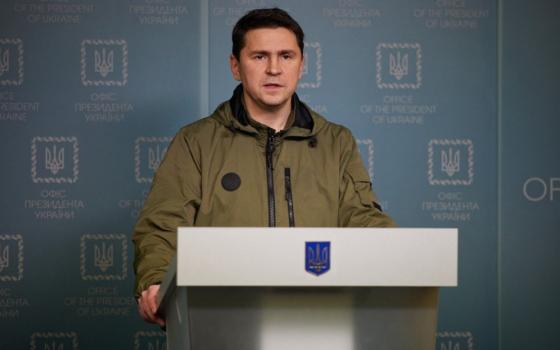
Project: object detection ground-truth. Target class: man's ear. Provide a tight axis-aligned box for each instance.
[230,54,241,81]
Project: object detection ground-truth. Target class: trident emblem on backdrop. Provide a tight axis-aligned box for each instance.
[440,340,461,350]
[441,148,460,177]
[94,242,114,272]
[0,244,9,272]
[147,340,167,350]
[94,48,114,78]
[43,341,64,350]
[389,51,408,80]
[0,48,9,77]
[45,145,65,175]
[148,145,167,171]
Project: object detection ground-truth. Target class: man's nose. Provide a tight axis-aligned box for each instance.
[266,56,282,75]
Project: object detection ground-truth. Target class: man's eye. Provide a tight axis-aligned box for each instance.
[282,54,293,60]
[254,55,265,60]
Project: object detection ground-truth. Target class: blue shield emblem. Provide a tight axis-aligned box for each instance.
[305,241,330,276]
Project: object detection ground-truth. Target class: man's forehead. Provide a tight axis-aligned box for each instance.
[242,27,299,51]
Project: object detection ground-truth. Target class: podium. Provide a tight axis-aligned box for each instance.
[157,228,458,350]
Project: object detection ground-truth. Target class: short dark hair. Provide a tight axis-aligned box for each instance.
[232,8,305,60]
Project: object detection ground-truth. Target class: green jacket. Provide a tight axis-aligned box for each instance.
[133,86,395,297]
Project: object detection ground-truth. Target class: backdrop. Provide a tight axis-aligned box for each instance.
[0,0,558,349]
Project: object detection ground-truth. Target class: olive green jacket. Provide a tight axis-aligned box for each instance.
[133,87,395,297]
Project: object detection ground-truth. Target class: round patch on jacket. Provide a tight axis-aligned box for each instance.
[221,172,241,191]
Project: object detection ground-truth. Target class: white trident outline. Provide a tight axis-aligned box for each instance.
[94,242,114,272]
[389,51,408,80]
[441,147,460,177]
[94,47,114,78]
[45,144,65,175]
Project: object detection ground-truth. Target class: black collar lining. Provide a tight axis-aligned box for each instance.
[229,84,313,131]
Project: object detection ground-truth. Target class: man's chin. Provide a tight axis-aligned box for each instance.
[258,96,290,108]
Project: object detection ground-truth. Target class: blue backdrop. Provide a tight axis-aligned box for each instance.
[0,0,558,349]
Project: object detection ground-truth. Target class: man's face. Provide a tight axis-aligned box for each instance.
[230,27,304,115]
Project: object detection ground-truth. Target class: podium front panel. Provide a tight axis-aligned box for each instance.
[164,287,438,350]
[177,227,457,287]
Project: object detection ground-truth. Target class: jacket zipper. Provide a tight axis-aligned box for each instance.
[266,129,276,227]
[284,167,295,227]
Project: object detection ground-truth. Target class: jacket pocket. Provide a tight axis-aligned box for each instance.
[347,166,383,211]
[353,180,378,209]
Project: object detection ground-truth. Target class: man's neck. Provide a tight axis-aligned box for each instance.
[243,94,292,132]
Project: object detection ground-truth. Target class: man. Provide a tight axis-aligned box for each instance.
[134,8,395,326]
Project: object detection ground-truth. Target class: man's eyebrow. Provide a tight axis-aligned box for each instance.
[247,49,298,55]
[247,50,270,55]
[278,49,297,55]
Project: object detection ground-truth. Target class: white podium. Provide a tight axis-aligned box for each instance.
[157,228,458,350]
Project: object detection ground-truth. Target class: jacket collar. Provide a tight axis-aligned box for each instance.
[228,84,314,134]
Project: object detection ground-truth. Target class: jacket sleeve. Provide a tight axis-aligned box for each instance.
[132,129,201,298]
[338,129,396,228]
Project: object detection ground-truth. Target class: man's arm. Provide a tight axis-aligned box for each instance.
[132,129,201,323]
[337,128,396,227]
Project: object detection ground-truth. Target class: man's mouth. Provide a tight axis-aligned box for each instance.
[263,83,283,88]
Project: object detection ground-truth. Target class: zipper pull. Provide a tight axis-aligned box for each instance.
[267,129,276,149]
[267,129,276,170]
